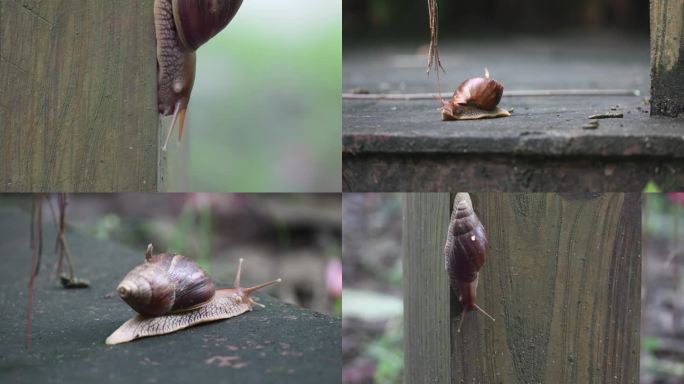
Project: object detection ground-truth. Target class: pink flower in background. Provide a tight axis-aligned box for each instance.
[326,259,342,298]
[667,193,684,205]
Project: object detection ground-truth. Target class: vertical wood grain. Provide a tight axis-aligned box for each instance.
[0,0,161,191]
[403,193,451,384]
[650,0,684,117]
[450,193,640,383]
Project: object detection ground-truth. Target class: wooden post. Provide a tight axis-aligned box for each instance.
[404,193,641,383]
[650,0,684,117]
[403,193,451,384]
[0,0,162,191]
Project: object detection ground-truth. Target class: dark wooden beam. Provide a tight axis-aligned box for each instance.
[650,0,684,117]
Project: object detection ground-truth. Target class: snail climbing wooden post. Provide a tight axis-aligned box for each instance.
[444,193,495,332]
[403,193,641,383]
[154,0,243,151]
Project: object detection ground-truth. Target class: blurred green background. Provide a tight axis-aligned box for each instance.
[642,193,684,384]
[167,0,341,192]
[0,193,342,316]
[342,193,403,384]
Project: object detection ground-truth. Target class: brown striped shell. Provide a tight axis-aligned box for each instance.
[173,0,243,51]
[116,244,215,316]
[444,193,487,299]
[451,68,503,111]
[441,69,510,121]
[444,193,495,330]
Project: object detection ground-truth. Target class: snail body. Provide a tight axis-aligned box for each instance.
[154,0,243,151]
[106,244,281,345]
[444,193,495,332]
[441,68,511,121]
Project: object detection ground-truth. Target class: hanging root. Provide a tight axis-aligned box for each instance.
[427,0,444,75]
[55,194,89,289]
[25,195,44,349]
[427,0,446,107]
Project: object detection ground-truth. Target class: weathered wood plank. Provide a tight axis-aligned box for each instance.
[0,0,161,192]
[450,193,640,383]
[650,0,684,117]
[403,193,452,384]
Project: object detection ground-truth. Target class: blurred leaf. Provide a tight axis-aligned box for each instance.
[644,194,684,240]
[387,261,403,287]
[644,181,662,193]
[343,289,403,321]
[643,336,660,351]
[643,354,684,377]
[368,318,403,384]
[333,297,342,316]
[92,214,121,240]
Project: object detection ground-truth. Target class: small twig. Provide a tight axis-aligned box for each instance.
[55,194,89,289]
[588,112,624,119]
[25,195,44,350]
[342,89,641,100]
[582,120,599,130]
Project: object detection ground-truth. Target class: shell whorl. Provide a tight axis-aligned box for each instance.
[116,245,215,317]
[172,0,243,51]
[451,69,503,110]
[444,193,488,288]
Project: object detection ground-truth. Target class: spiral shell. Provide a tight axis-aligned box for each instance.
[116,244,215,316]
[441,69,510,121]
[451,68,503,110]
[107,247,282,345]
[444,193,487,295]
[444,193,495,330]
[173,0,243,51]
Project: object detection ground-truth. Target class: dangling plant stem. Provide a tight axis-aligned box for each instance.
[25,194,44,349]
[427,0,445,103]
[55,193,89,288]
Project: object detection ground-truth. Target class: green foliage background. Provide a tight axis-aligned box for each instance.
[168,0,341,192]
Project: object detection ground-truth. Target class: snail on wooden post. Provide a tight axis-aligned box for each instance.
[106,244,281,345]
[154,0,243,151]
[444,193,495,332]
[440,69,511,121]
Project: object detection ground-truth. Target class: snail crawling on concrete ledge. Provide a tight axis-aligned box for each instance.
[106,244,281,345]
[440,68,511,121]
